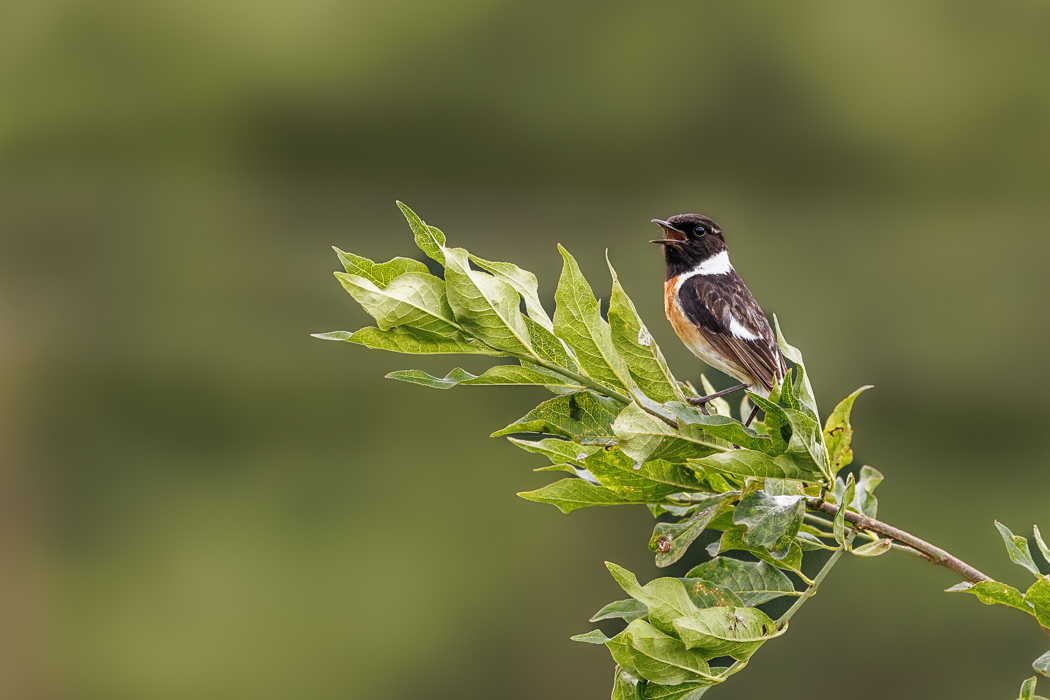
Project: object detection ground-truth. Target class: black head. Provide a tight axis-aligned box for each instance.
[650,214,727,279]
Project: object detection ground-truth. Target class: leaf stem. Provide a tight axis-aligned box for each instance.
[512,353,633,405]
[807,499,992,583]
[777,545,845,630]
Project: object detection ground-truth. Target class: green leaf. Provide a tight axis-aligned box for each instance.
[520,315,582,372]
[613,403,724,465]
[385,365,583,390]
[854,465,884,518]
[492,391,621,441]
[946,580,1029,613]
[639,579,699,636]
[650,496,732,568]
[672,606,784,660]
[571,629,613,644]
[733,489,806,560]
[613,668,643,700]
[678,579,745,609]
[469,253,554,331]
[822,385,872,477]
[586,448,706,503]
[623,620,715,686]
[335,271,462,336]
[553,245,633,393]
[709,530,806,578]
[639,680,710,700]
[591,599,649,623]
[607,256,683,403]
[313,326,500,355]
[833,474,856,546]
[750,393,829,478]
[1020,676,1038,700]
[1034,526,1050,567]
[689,449,824,484]
[518,478,634,513]
[851,538,892,557]
[443,247,535,354]
[332,247,430,287]
[397,201,446,266]
[667,403,774,454]
[1034,649,1050,677]
[1024,577,1050,628]
[773,316,819,419]
[684,557,797,606]
[607,629,641,677]
[698,375,733,418]
[506,437,599,464]
[996,521,1042,577]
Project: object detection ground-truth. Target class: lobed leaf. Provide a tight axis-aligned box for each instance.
[854,466,884,518]
[750,393,828,478]
[672,606,784,660]
[684,557,797,606]
[553,245,634,393]
[607,257,683,403]
[733,489,806,560]
[385,365,582,390]
[996,521,1042,578]
[823,385,872,477]
[492,391,621,441]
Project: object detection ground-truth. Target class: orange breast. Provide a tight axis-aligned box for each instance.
[663,278,755,386]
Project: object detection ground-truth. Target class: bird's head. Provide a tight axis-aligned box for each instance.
[650,214,727,275]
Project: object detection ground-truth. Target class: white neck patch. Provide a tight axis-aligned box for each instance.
[673,250,734,292]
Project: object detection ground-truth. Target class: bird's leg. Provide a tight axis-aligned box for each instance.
[686,382,748,407]
[744,405,760,427]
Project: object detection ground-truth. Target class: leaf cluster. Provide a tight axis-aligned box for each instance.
[317,204,887,697]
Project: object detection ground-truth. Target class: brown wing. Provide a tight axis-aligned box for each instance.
[678,273,786,391]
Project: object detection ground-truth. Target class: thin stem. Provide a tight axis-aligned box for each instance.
[807,499,992,583]
[777,546,845,630]
[513,353,633,405]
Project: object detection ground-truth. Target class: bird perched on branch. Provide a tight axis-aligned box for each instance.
[651,214,785,422]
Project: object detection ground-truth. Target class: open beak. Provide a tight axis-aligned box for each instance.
[650,219,685,245]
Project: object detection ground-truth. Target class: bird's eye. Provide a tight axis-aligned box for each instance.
[694,226,707,236]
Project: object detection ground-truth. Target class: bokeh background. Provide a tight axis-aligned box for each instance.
[2,1,1049,698]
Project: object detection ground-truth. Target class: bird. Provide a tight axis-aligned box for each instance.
[651,213,786,424]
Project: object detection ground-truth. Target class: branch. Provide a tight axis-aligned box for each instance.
[807,499,993,583]
[777,545,845,629]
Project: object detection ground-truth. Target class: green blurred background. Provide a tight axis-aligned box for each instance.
[1,1,1048,698]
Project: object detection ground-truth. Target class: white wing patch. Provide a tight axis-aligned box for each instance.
[728,316,761,341]
[673,251,734,293]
